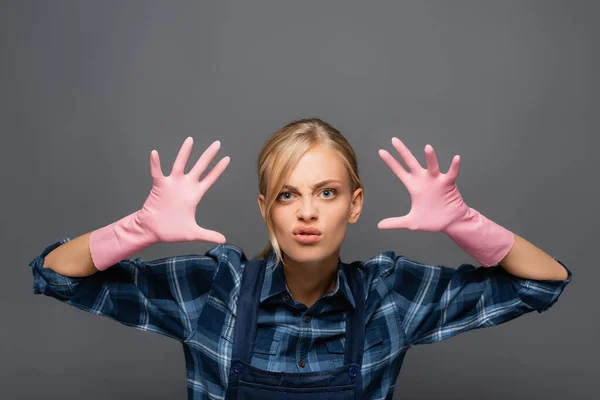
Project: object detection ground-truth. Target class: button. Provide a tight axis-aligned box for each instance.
[233,363,244,374]
[284,294,291,302]
[298,360,305,368]
[304,315,311,323]
[348,366,358,378]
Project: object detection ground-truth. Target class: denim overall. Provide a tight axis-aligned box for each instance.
[225,259,366,400]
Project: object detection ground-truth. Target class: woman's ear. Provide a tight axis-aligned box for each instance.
[257,194,266,221]
[348,188,364,224]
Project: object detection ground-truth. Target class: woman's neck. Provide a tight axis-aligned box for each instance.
[282,252,340,309]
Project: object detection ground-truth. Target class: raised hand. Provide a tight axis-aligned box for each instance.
[377,137,468,233]
[136,137,230,244]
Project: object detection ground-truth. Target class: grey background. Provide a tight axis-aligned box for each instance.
[1,0,596,399]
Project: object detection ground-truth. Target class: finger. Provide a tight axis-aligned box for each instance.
[446,155,461,181]
[150,150,165,182]
[391,137,422,172]
[377,215,413,230]
[379,149,409,183]
[189,140,222,181]
[171,137,195,176]
[424,144,440,176]
[196,226,227,244]
[197,156,231,195]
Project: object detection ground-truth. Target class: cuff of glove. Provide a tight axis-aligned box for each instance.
[89,211,156,271]
[444,207,515,267]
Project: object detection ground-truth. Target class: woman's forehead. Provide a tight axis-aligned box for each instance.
[285,150,349,186]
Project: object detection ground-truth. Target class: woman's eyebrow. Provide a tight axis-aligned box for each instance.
[282,179,343,191]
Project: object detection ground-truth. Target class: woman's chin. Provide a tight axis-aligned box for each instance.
[281,244,337,264]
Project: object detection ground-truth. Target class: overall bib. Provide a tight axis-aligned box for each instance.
[225,259,366,400]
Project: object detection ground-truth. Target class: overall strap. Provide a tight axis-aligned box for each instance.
[231,259,266,363]
[343,261,366,366]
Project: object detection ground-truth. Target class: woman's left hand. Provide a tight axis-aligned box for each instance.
[377,137,468,233]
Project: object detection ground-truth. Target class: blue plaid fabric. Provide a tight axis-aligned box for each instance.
[30,237,572,399]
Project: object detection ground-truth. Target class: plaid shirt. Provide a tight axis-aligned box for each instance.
[30,237,572,400]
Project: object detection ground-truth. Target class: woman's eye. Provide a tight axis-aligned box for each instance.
[321,188,337,198]
[277,188,337,202]
[277,192,292,200]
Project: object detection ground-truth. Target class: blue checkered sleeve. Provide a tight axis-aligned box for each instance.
[29,236,226,342]
[386,254,572,346]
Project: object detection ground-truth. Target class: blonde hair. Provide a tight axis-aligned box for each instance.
[252,117,363,266]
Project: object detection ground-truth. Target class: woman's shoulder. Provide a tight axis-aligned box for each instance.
[352,249,445,281]
[206,242,247,259]
[139,242,249,273]
[352,249,402,278]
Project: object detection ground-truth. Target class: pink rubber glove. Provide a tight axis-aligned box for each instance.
[377,137,514,267]
[89,137,231,271]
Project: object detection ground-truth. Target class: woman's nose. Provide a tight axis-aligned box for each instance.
[297,200,318,220]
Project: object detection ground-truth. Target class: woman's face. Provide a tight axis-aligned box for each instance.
[258,145,363,265]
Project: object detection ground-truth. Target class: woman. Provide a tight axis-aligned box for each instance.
[31,118,571,399]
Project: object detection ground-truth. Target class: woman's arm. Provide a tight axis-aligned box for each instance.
[499,233,569,281]
[30,236,230,342]
[44,137,230,277]
[380,252,573,347]
[377,139,570,279]
[43,231,98,277]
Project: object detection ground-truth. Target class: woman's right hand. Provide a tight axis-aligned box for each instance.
[136,137,230,245]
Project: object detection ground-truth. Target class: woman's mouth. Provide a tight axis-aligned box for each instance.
[292,226,322,244]
[292,233,321,244]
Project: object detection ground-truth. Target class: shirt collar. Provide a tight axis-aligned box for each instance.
[259,251,356,309]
